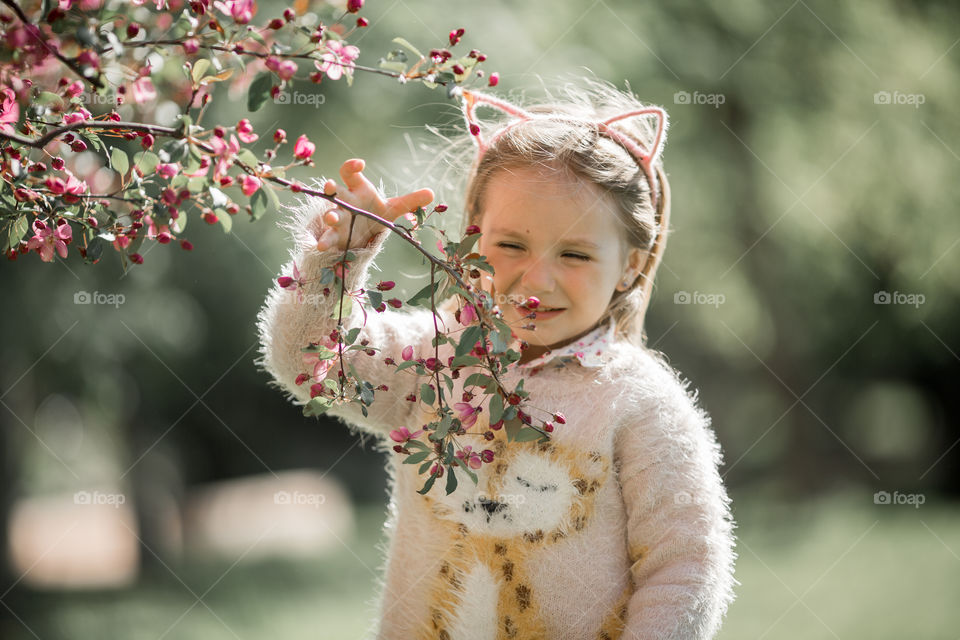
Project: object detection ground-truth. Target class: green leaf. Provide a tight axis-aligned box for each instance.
[345,327,361,345]
[515,427,547,442]
[403,450,431,465]
[445,465,458,494]
[456,231,481,257]
[407,281,440,307]
[417,473,437,495]
[171,210,187,234]
[504,417,522,441]
[434,414,453,439]
[248,72,274,112]
[463,373,492,388]
[7,215,28,250]
[378,60,408,74]
[406,439,430,452]
[394,359,419,372]
[303,396,332,417]
[237,148,258,168]
[367,290,383,308]
[187,176,207,192]
[488,393,504,424]
[391,37,424,60]
[456,325,482,357]
[217,209,233,233]
[420,383,435,406]
[451,355,481,368]
[191,58,211,84]
[451,456,478,485]
[133,151,160,175]
[110,148,129,177]
[419,460,433,474]
[250,188,268,220]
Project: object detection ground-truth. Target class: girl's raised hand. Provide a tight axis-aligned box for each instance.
[312,158,434,251]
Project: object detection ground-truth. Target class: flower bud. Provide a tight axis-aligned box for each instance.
[387,298,402,309]
[126,22,140,38]
[346,0,363,12]
[269,18,284,29]
[376,280,395,291]
[488,72,500,87]
[465,224,481,235]
[141,134,154,149]
[130,253,144,264]
[273,128,287,143]
[203,212,218,224]
[284,8,295,21]
[553,413,566,424]
[356,17,369,27]
[180,239,193,251]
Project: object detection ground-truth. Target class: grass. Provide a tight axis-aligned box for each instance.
[3,492,958,639]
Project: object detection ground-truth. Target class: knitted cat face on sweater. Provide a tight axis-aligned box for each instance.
[424,430,609,540]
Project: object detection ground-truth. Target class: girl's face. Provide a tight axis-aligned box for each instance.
[477,166,644,361]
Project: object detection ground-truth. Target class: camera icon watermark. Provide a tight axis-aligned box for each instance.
[873,90,925,108]
[273,490,326,508]
[477,491,526,506]
[873,290,925,308]
[674,491,709,505]
[74,290,125,308]
[74,490,126,508]
[273,91,326,108]
[873,490,925,509]
[494,293,533,306]
[674,290,726,308]
[674,90,725,108]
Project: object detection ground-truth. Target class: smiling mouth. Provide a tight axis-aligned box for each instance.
[517,305,565,316]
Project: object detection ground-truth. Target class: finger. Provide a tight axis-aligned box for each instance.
[339,158,381,198]
[384,188,435,221]
[323,210,340,227]
[323,179,337,196]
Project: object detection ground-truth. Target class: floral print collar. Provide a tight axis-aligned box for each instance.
[513,321,617,374]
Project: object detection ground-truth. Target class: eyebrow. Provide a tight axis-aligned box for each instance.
[488,228,601,250]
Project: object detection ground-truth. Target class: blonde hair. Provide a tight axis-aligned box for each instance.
[454,79,671,347]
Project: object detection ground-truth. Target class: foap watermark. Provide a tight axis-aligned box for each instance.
[477,491,526,506]
[274,490,326,508]
[674,90,725,108]
[78,91,118,106]
[74,290,126,308]
[74,490,126,508]
[874,490,925,509]
[674,290,725,308]
[674,491,710,506]
[274,91,326,108]
[874,290,925,308]
[873,90,925,108]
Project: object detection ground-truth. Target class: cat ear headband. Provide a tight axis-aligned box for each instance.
[459,88,672,328]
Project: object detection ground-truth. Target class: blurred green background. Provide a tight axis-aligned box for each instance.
[2,0,959,638]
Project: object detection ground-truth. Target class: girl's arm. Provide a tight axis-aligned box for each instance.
[614,360,738,639]
[256,160,437,439]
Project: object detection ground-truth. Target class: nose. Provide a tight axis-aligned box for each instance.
[518,256,555,295]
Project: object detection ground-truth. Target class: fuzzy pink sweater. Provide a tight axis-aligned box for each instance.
[256,198,738,639]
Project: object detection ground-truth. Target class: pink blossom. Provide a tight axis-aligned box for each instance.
[184,156,211,178]
[236,118,258,143]
[0,88,19,134]
[214,0,256,24]
[241,175,261,196]
[63,108,92,125]
[460,303,477,326]
[293,134,314,160]
[303,351,334,383]
[26,219,72,262]
[454,402,478,428]
[208,134,240,180]
[315,40,359,81]
[454,445,482,469]
[64,81,84,98]
[131,0,167,7]
[278,261,304,301]
[388,426,424,443]
[157,163,179,179]
[131,77,156,104]
[401,345,414,361]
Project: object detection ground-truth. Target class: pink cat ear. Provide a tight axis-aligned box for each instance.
[598,107,668,210]
[460,89,532,156]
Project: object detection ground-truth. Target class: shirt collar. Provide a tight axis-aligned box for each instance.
[514,321,617,372]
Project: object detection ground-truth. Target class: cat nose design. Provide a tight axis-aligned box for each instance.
[478,496,506,517]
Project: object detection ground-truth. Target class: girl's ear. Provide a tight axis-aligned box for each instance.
[617,246,647,292]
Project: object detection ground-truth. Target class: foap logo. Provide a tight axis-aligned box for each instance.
[673,90,726,108]
[476,491,526,506]
[873,90,925,108]
[74,290,126,308]
[874,290,925,308]
[78,91,117,106]
[74,490,126,508]
[674,491,710,506]
[273,490,326,508]
[674,290,726,308]
[874,490,925,509]
[274,91,326,108]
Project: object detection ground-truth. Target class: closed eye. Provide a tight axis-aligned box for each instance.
[497,243,591,262]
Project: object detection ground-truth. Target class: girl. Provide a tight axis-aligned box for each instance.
[257,82,737,639]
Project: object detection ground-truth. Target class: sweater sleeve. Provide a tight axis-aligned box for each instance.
[613,356,738,639]
[255,194,440,440]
